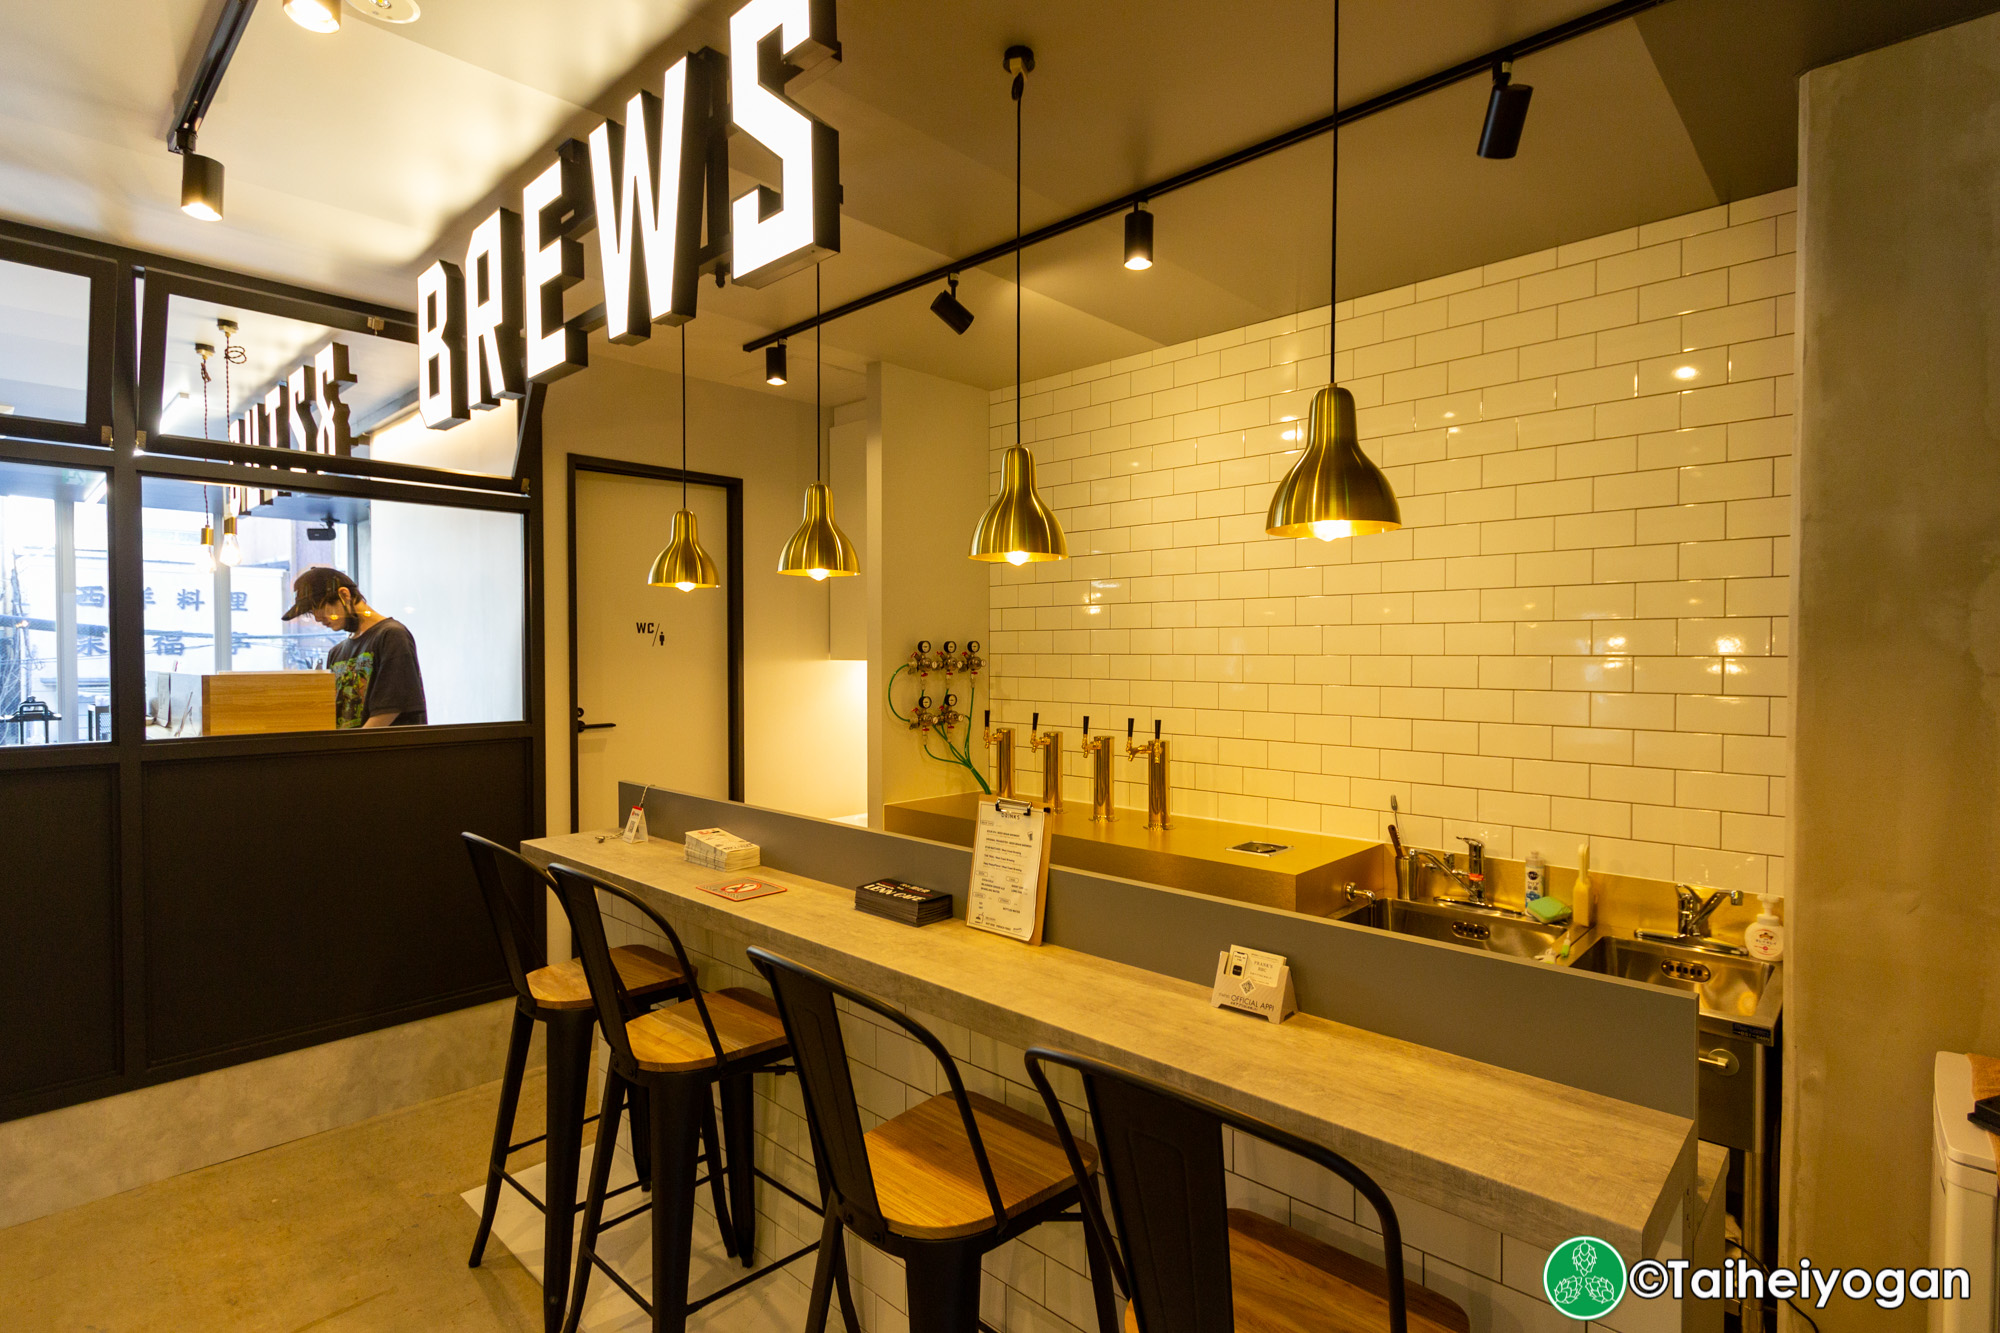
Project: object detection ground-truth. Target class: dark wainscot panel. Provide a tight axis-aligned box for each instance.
[142,736,530,1069]
[0,765,121,1103]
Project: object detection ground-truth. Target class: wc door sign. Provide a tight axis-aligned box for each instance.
[636,621,671,646]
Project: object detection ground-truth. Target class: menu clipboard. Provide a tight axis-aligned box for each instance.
[965,797,1052,945]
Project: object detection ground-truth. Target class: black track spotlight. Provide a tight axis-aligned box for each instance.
[1477,60,1533,159]
[765,341,788,385]
[180,150,225,222]
[1124,204,1154,270]
[930,274,974,335]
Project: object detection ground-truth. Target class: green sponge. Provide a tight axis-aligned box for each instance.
[1525,896,1571,923]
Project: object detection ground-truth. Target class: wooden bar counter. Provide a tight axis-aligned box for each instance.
[524,831,1696,1258]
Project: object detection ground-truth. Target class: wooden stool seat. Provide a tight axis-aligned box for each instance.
[867,1091,1099,1241]
[528,944,691,1011]
[1121,1209,1469,1333]
[626,987,788,1072]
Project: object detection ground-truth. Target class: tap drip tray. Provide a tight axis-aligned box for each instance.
[1228,841,1293,857]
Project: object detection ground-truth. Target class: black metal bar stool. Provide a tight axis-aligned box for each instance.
[1023,1046,1472,1333]
[461,833,721,1333]
[749,946,1120,1333]
[549,863,818,1333]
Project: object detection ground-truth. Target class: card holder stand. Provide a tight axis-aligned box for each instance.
[1210,950,1297,1025]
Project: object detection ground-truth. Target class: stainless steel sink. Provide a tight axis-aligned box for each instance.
[1568,935,1782,1039]
[1334,895,1571,961]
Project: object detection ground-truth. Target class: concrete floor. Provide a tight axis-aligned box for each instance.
[0,1071,560,1332]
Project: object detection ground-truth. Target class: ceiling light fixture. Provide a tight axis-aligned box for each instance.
[283,0,342,33]
[1477,60,1533,159]
[345,0,421,22]
[648,326,720,592]
[779,267,859,582]
[179,145,225,222]
[1266,0,1401,544]
[1123,203,1154,270]
[765,341,788,386]
[930,274,974,334]
[972,46,1067,569]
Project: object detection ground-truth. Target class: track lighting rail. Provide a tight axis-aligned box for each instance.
[168,0,260,154]
[740,0,1672,354]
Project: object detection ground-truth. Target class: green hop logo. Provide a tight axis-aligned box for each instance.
[1542,1236,1626,1320]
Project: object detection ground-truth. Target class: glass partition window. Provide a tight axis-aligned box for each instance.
[0,258,92,425]
[141,479,524,736]
[0,461,110,745]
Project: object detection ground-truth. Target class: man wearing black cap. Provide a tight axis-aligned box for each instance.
[281,566,427,729]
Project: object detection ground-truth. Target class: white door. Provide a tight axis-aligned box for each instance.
[572,468,732,832]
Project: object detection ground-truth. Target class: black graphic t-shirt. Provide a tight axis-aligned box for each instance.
[327,618,427,728]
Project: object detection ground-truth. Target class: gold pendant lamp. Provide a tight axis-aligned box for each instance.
[778,266,859,581]
[1266,0,1401,544]
[971,47,1067,567]
[648,325,720,591]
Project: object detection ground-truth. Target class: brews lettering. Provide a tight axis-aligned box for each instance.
[418,0,841,431]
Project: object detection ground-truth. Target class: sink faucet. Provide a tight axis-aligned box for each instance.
[1636,884,1748,956]
[1408,837,1541,922]
[1407,837,1488,901]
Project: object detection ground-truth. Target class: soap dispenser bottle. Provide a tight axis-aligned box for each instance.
[1745,895,1785,961]
[1524,850,1546,903]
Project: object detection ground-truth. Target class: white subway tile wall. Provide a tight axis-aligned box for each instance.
[595,899,1619,1333]
[986,191,1795,895]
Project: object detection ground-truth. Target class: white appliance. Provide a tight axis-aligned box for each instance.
[1932,1053,1998,1333]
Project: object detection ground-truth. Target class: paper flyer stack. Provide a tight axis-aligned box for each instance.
[683,827,759,871]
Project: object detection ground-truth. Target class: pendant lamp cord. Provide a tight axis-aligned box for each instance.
[816,264,823,483]
[1014,62,1024,447]
[680,324,688,510]
[1332,0,1339,309]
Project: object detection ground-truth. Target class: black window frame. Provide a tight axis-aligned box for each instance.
[0,219,548,1123]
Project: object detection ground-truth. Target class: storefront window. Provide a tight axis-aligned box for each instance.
[0,257,92,425]
[141,476,523,736]
[0,460,110,744]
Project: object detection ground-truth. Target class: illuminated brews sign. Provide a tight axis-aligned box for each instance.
[416,0,841,432]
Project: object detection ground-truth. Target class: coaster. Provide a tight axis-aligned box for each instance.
[696,878,787,903]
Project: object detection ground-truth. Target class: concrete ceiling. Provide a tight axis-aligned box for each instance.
[0,0,1993,413]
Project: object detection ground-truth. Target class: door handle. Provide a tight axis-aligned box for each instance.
[574,707,616,734]
[1698,1048,1740,1075]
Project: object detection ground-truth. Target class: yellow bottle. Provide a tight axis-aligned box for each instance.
[1573,842,1595,928]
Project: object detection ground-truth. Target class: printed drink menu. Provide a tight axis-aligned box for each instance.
[966,797,1051,945]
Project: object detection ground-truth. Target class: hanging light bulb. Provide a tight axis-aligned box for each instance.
[218,514,242,566]
[778,481,858,580]
[971,47,1067,567]
[649,325,719,591]
[1266,0,1401,545]
[972,446,1067,564]
[648,510,719,591]
[283,0,342,33]
[1265,385,1400,540]
[200,522,218,572]
[780,267,860,581]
